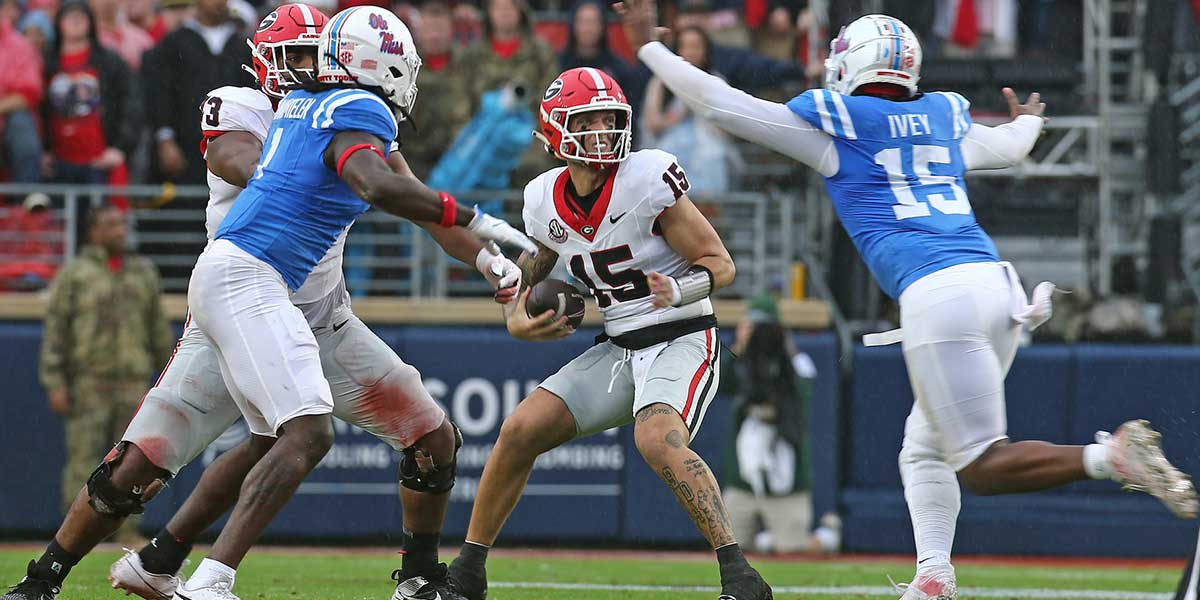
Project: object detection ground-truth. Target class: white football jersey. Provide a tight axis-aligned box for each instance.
[200,86,348,307]
[523,149,713,336]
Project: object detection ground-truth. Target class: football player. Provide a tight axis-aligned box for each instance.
[1,6,526,600]
[447,67,773,600]
[617,1,1199,598]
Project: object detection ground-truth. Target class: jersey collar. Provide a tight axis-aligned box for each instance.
[552,164,619,242]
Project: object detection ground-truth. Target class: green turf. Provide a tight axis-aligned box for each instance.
[0,547,1181,599]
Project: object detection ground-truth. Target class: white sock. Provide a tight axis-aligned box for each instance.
[186,558,236,589]
[902,458,960,575]
[1083,443,1115,480]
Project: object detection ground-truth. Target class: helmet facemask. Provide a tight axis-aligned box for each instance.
[550,103,632,166]
[249,37,321,98]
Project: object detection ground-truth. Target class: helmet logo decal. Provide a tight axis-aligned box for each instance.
[368,12,389,30]
[549,219,567,243]
[379,31,404,55]
[544,78,564,101]
[258,10,278,31]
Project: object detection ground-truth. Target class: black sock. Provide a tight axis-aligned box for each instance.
[401,531,440,576]
[30,539,81,586]
[716,543,750,581]
[140,527,192,576]
[456,540,489,569]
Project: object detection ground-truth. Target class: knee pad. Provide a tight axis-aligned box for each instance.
[399,421,463,494]
[86,442,170,518]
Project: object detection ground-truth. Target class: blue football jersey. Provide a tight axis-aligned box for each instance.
[787,89,999,299]
[216,87,398,291]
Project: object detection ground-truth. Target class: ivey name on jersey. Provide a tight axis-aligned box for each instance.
[522,149,714,337]
[199,85,354,312]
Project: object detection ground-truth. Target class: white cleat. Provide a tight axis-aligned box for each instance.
[109,548,184,600]
[891,569,957,600]
[171,576,238,600]
[1101,419,1199,519]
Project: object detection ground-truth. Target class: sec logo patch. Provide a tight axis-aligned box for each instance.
[549,219,567,243]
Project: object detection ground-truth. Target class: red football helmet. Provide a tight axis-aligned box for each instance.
[535,67,632,166]
[247,4,328,98]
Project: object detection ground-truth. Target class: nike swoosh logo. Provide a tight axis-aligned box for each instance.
[332,320,350,332]
[609,212,627,224]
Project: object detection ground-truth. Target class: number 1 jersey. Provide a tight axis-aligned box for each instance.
[788,89,998,299]
[522,149,713,337]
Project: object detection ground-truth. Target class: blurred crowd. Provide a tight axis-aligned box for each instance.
[0,0,1147,308]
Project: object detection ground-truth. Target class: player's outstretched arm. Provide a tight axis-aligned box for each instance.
[328,130,537,256]
[648,194,735,309]
[377,150,522,303]
[205,131,263,188]
[962,87,1047,171]
[616,0,837,176]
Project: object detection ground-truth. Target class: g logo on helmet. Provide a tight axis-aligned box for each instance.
[548,219,567,243]
[257,10,277,31]
[544,78,564,101]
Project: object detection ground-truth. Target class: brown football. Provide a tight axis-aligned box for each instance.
[526,278,586,329]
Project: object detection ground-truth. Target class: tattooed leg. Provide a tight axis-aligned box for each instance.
[633,402,735,548]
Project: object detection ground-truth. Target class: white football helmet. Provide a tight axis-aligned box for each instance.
[317,6,422,119]
[824,14,922,96]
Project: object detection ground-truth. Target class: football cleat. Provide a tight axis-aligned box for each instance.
[110,548,185,599]
[890,568,957,600]
[1102,419,1199,519]
[1,563,59,600]
[718,566,773,600]
[447,556,487,600]
[391,564,467,600]
[171,576,238,600]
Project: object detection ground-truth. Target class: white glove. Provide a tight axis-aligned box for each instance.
[467,207,538,257]
[475,245,521,304]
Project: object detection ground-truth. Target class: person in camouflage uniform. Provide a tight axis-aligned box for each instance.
[39,205,172,540]
[460,0,560,182]
[405,0,474,180]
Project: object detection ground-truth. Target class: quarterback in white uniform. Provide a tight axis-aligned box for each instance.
[447,68,773,600]
[0,6,515,600]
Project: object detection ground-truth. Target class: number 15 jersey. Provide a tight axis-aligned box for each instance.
[522,149,713,337]
[788,89,998,299]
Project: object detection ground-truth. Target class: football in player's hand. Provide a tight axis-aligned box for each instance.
[526,279,586,329]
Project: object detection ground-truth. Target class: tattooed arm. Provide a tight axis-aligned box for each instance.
[503,241,573,341]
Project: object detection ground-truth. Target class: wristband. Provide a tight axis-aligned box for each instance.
[672,266,713,307]
[439,192,458,228]
[336,143,385,177]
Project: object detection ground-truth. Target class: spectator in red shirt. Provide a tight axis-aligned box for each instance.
[42,0,141,185]
[91,0,154,70]
[0,0,44,183]
[0,192,61,290]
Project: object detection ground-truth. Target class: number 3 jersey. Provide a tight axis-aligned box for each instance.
[522,149,713,337]
[199,86,352,307]
[787,89,999,299]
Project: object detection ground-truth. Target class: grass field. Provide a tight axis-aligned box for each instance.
[0,546,1184,600]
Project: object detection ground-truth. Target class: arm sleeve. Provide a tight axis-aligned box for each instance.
[961,115,1044,170]
[643,149,687,211]
[317,91,399,144]
[521,179,551,248]
[39,265,74,391]
[637,42,838,177]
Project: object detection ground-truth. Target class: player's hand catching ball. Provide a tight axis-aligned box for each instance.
[647,271,679,308]
[507,288,574,341]
[477,247,521,304]
[467,208,539,256]
[1003,87,1047,122]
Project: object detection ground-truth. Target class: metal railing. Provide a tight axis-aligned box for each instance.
[0,183,800,302]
